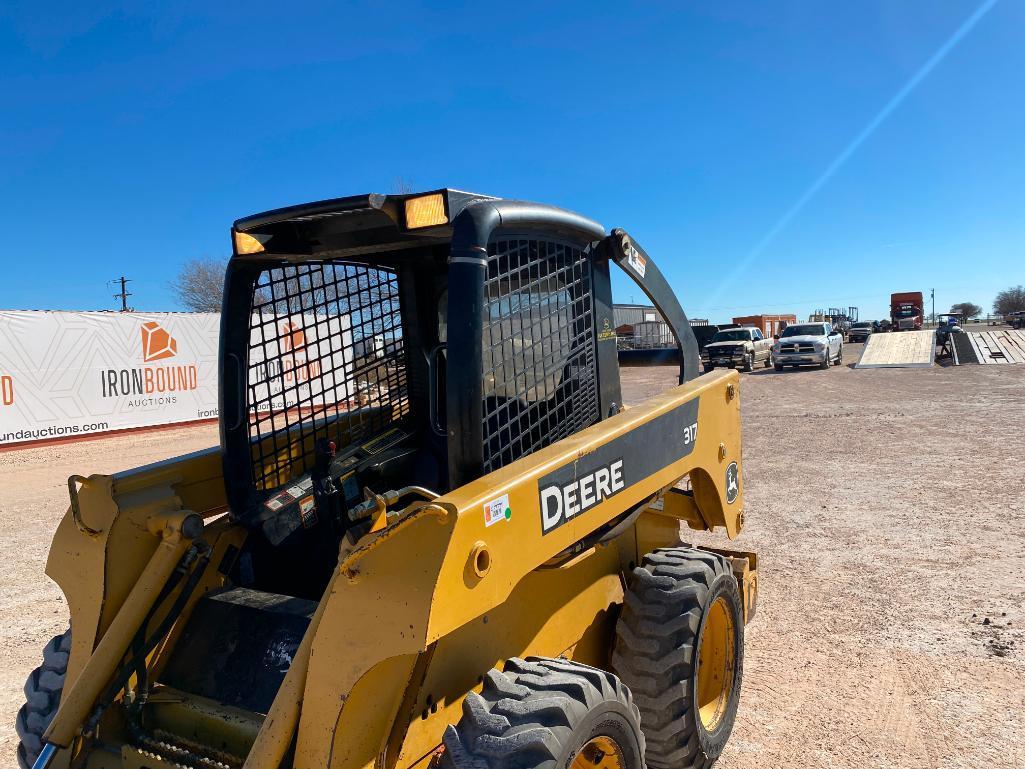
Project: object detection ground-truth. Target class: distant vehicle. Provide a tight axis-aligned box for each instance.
[890,291,924,331]
[621,322,734,366]
[701,326,773,372]
[691,324,723,353]
[871,320,882,332]
[935,314,963,347]
[1008,311,1025,330]
[771,322,843,370]
[847,321,874,343]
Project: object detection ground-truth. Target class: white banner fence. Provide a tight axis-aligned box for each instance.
[0,311,222,446]
[0,310,360,447]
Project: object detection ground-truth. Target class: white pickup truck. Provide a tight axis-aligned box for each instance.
[771,322,843,370]
[700,326,773,372]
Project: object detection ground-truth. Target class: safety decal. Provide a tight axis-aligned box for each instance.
[625,244,647,277]
[484,493,512,527]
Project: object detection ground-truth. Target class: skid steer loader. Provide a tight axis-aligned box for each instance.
[17,189,758,769]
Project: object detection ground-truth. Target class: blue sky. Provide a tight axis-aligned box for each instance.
[1,1,1022,322]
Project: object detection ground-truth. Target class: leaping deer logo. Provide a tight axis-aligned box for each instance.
[725,462,739,504]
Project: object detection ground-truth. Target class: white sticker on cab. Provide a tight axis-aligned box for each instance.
[484,494,511,527]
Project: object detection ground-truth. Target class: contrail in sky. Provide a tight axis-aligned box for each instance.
[705,0,1000,306]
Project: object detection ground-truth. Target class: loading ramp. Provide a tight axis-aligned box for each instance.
[856,330,936,369]
[952,329,1025,365]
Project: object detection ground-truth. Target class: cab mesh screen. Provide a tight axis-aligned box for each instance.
[248,262,407,491]
[482,238,600,473]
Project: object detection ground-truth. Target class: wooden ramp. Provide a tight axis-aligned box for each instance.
[856,330,936,368]
[960,329,1025,364]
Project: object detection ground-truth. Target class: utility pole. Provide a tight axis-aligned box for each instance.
[930,288,935,327]
[112,276,133,312]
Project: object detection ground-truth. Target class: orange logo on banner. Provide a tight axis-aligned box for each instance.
[1,374,13,406]
[141,321,178,362]
[281,322,306,352]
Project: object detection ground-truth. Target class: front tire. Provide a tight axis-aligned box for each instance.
[613,548,744,769]
[835,345,843,366]
[16,629,71,769]
[443,657,645,769]
[742,353,754,373]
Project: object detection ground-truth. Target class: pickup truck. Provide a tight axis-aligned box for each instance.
[847,321,874,343]
[701,326,773,372]
[771,322,843,370]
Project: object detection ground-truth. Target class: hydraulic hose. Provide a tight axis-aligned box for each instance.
[85,540,212,736]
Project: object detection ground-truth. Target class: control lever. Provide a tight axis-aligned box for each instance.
[312,439,344,533]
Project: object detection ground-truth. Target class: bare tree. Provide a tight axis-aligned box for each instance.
[392,176,415,194]
[949,301,981,319]
[993,285,1025,316]
[171,258,227,312]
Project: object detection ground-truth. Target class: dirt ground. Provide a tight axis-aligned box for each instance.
[2,343,1023,767]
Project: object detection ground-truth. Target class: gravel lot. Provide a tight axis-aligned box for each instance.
[2,343,1023,767]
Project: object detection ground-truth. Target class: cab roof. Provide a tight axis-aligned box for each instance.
[230,189,604,259]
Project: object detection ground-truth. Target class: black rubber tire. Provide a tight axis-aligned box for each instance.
[835,345,843,366]
[741,354,754,373]
[612,548,744,769]
[16,629,71,769]
[773,362,783,372]
[442,656,644,769]
[819,350,830,369]
[762,355,771,369]
[703,366,713,374]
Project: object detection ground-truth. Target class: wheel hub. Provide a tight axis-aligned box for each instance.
[572,735,625,769]
[696,595,736,732]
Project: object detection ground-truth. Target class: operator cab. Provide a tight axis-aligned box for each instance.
[219,189,700,597]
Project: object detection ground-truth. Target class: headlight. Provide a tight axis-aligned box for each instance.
[813,342,826,351]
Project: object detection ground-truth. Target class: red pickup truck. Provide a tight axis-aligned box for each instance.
[890,291,924,331]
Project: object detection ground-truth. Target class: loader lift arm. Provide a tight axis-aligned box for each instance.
[291,368,746,769]
[601,229,702,386]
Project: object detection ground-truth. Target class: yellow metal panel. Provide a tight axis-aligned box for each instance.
[394,544,626,768]
[297,371,743,769]
[324,656,418,769]
[43,445,230,765]
[634,510,685,560]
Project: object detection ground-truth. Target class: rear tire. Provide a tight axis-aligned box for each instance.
[16,629,71,769]
[442,657,645,769]
[612,548,744,769]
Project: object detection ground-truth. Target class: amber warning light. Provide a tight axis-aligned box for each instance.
[234,231,266,254]
[404,193,448,229]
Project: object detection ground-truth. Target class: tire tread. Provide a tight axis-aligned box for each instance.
[442,657,643,769]
[612,548,737,769]
[17,629,71,769]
